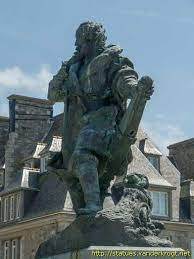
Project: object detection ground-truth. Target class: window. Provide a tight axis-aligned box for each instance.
[20,237,23,259]
[40,157,47,173]
[147,155,160,171]
[2,193,21,222]
[0,170,4,187]
[0,200,1,222]
[16,193,21,219]
[4,238,21,259]
[150,191,168,217]
[4,241,9,259]
[10,195,15,220]
[12,240,17,259]
[4,197,9,222]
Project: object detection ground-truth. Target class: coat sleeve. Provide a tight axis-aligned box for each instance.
[47,62,68,102]
[111,57,139,101]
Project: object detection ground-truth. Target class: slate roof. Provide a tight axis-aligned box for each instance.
[42,113,63,143]
[22,113,63,162]
[25,173,68,219]
[39,136,62,156]
[127,145,174,188]
[139,138,162,156]
[0,168,40,196]
[23,143,46,162]
[0,116,9,168]
[136,128,181,180]
[168,138,194,149]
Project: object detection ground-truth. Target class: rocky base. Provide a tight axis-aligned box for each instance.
[35,187,172,258]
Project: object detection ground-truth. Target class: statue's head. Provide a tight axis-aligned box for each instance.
[75,21,107,59]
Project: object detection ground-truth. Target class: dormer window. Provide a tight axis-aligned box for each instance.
[147,154,160,171]
[139,138,162,172]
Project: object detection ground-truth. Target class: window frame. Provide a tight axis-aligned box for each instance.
[146,154,160,171]
[0,198,2,222]
[40,156,48,173]
[4,197,9,222]
[10,195,15,220]
[3,238,21,259]
[4,240,10,259]
[0,169,4,187]
[16,193,21,219]
[11,239,17,259]
[150,191,169,217]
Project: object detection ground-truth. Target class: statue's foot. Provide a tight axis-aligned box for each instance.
[78,205,102,216]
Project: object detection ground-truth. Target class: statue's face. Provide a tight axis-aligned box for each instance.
[75,32,93,59]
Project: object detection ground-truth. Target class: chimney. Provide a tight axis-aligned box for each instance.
[4,95,54,187]
[0,116,9,162]
[180,180,194,223]
[168,138,194,181]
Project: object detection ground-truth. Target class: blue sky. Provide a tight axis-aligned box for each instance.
[0,0,193,153]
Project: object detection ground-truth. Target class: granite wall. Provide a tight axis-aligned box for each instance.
[0,116,9,164]
[4,95,54,187]
[168,139,194,181]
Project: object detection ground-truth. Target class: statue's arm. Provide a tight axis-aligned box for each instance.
[111,57,139,101]
[48,62,68,102]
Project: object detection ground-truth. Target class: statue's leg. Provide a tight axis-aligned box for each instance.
[72,149,102,215]
[65,176,85,215]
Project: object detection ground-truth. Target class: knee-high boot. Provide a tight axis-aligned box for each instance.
[74,154,102,215]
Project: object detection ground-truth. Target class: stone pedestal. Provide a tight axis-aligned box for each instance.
[39,246,190,259]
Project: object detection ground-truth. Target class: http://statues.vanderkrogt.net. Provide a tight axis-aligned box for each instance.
[36,21,172,258]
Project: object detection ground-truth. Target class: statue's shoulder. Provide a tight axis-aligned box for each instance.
[88,45,135,77]
[104,46,136,83]
[89,45,122,73]
[102,44,134,68]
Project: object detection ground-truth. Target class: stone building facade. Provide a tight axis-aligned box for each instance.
[0,94,194,258]
[168,139,194,181]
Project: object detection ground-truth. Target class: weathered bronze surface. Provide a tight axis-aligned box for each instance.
[35,22,172,258]
[47,21,154,215]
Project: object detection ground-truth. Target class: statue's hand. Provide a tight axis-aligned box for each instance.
[138,76,154,100]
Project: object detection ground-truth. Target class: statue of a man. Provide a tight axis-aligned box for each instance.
[48,21,153,215]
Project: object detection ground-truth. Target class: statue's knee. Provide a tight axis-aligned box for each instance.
[71,149,98,175]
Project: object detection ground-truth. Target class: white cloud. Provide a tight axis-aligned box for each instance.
[0,65,52,92]
[142,117,188,154]
[0,65,53,116]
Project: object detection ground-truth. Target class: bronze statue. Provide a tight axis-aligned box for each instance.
[47,21,154,215]
[35,23,173,257]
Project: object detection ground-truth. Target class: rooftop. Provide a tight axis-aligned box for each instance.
[168,138,194,149]
[7,94,54,105]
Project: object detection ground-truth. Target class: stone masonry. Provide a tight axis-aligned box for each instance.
[168,138,194,181]
[5,95,54,187]
[0,116,9,164]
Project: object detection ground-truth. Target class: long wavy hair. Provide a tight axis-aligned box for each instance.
[67,21,107,69]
